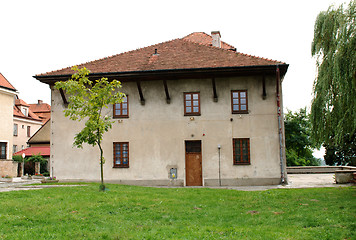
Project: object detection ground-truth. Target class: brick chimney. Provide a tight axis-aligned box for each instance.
[38,100,43,104]
[211,31,221,48]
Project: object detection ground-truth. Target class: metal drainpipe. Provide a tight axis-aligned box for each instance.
[276,65,286,184]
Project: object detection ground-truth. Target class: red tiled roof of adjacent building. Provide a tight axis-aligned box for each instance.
[0,73,17,91]
[29,101,51,123]
[14,98,42,122]
[36,32,286,77]
[15,98,30,107]
[29,101,51,113]
[14,146,50,157]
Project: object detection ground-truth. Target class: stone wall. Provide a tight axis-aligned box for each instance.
[287,166,356,174]
[0,160,18,177]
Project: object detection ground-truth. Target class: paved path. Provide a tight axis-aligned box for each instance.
[216,174,349,191]
[0,177,42,192]
[0,174,353,192]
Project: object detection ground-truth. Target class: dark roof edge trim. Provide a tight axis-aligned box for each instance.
[0,85,18,92]
[34,64,289,84]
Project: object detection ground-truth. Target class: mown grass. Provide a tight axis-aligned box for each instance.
[0,184,355,239]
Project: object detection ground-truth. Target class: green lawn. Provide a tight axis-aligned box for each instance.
[0,184,355,240]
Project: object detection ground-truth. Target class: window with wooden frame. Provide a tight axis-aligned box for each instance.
[113,96,129,118]
[231,90,248,114]
[0,142,7,159]
[184,92,200,116]
[13,124,18,136]
[233,138,250,165]
[113,142,129,168]
[27,126,31,137]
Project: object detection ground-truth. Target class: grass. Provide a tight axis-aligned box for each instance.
[0,184,355,240]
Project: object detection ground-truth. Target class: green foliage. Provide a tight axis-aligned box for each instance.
[284,108,320,166]
[311,1,356,153]
[55,66,124,189]
[0,185,354,239]
[27,154,46,164]
[324,133,356,166]
[12,155,24,163]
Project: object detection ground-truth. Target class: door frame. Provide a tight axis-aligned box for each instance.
[185,140,203,186]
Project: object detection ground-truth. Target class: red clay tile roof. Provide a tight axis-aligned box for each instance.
[14,146,50,156]
[15,99,30,107]
[13,99,42,122]
[29,102,51,113]
[0,73,16,91]
[183,32,235,50]
[36,32,286,77]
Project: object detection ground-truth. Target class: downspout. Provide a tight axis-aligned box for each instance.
[276,65,286,184]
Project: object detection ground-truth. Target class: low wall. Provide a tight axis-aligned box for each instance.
[287,166,356,174]
[0,160,18,177]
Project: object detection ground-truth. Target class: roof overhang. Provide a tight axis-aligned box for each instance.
[34,64,289,85]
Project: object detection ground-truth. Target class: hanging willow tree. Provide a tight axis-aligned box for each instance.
[311,1,356,164]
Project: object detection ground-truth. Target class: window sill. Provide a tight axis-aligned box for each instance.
[113,116,129,119]
[113,166,129,168]
[232,111,249,114]
[233,163,251,166]
[184,113,201,116]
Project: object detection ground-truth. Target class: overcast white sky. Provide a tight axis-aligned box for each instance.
[0,0,348,112]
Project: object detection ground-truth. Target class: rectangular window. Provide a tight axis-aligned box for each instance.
[113,96,129,118]
[184,92,200,116]
[13,145,17,154]
[231,90,248,114]
[233,138,250,165]
[14,124,18,136]
[113,142,129,168]
[0,142,7,159]
[27,126,31,137]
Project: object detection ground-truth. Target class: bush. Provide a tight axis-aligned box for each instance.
[12,155,24,163]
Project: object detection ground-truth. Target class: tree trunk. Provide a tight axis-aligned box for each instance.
[98,142,105,191]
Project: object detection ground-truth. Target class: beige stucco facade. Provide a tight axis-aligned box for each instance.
[13,117,42,153]
[50,75,287,186]
[0,88,16,160]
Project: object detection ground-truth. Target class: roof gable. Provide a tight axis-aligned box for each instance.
[36,32,286,77]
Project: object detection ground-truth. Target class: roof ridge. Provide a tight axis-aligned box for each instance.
[182,32,284,63]
[37,37,184,76]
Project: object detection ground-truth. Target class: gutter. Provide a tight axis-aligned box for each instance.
[276,65,287,184]
[33,64,289,84]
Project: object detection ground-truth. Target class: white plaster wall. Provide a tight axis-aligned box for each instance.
[51,75,283,185]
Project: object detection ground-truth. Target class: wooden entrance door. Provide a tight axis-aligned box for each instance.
[185,140,202,186]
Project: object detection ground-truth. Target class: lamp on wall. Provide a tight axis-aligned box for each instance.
[21,152,25,176]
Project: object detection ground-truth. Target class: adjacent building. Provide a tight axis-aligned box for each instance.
[13,98,43,153]
[34,32,289,186]
[0,73,18,176]
[29,100,51,123]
